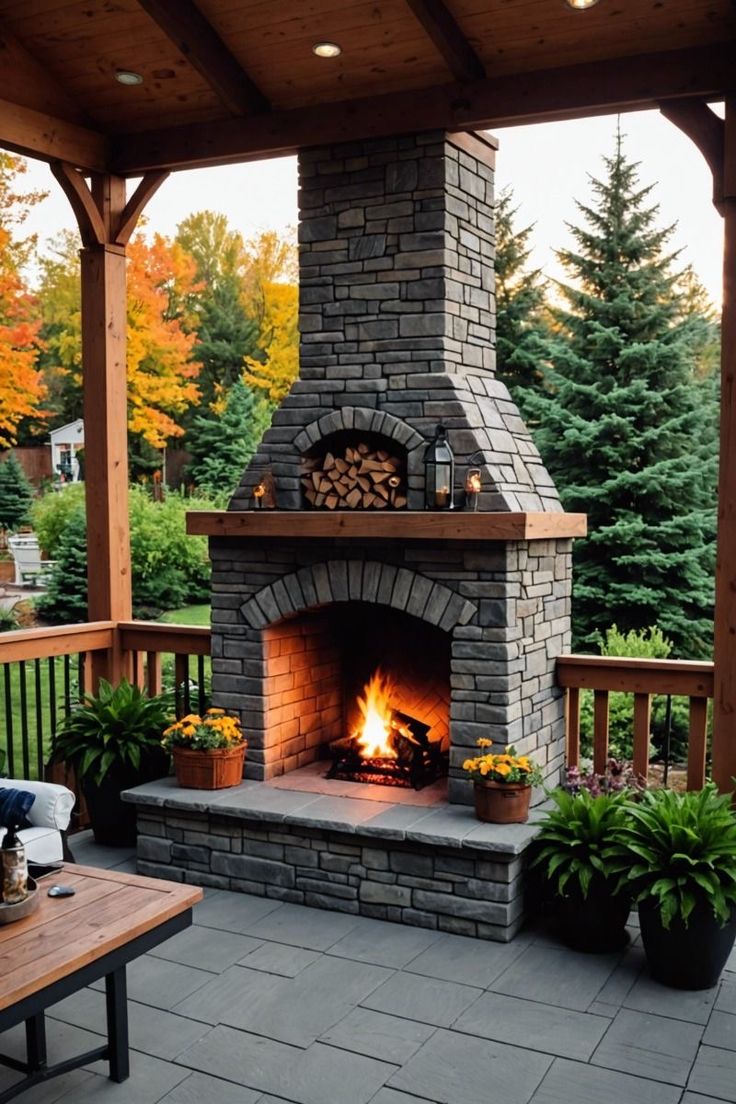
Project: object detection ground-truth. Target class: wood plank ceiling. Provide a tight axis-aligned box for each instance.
[0,0,733,173]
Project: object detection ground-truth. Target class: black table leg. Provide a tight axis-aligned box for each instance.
[24,1014,46,1071]
[104,967,129,1083]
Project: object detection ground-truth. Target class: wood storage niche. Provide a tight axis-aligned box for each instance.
[301,430,407,510]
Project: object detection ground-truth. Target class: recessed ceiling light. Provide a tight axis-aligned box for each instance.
[312,41,342,58]
[115,69,144,86]
[565,0,601,7]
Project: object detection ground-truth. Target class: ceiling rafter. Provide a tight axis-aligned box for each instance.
[136,0,269,116]
[112,44,734,176]
[405,0,485,83]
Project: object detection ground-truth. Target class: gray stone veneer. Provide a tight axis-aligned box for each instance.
[232,130,560,513]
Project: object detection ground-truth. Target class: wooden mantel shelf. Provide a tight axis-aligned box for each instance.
[186,511,587,541]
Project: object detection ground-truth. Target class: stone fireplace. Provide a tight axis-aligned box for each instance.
[131,130,585,938]
[204,129,582,805]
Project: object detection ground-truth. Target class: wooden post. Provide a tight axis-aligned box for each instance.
[713,98,736,795]
[51,165,169,687]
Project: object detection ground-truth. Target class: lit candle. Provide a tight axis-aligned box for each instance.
[435,486,450,508]
[465,468,481,511]
[252,482,266,509]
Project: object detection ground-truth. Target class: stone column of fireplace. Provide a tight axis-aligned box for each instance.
[209,130,573,804]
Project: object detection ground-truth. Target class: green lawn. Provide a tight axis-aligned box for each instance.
[157,605,210,627]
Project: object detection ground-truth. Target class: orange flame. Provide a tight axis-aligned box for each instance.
[355,670,398,759]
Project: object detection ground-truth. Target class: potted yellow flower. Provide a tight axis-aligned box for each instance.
[462,740,542,823]
[162,708,247,790]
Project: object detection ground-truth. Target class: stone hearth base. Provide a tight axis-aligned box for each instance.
[124,778,543,942]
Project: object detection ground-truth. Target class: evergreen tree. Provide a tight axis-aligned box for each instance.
[186,378,271,500]
[526,131,718,657]
[36,508,88,623]
[194,276,260,407]
[494,189,548,407]
[0,452,32,530]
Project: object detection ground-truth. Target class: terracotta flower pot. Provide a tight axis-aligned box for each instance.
[473,780,531,824]
[172,744,245,790]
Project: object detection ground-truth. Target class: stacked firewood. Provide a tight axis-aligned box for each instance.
[302,443,407,509]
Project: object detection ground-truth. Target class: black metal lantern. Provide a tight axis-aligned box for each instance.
[424,424,455,510]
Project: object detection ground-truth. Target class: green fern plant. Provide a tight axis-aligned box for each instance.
[51,679,173,785]
[531,788,629,899]
[606,786,736,928]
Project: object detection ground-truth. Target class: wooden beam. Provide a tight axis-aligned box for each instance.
[659,98,725,211]
[0,97,107,172]
[112,43,735,174]
[185,510,587,541]
[50,162,106,247]
[712,97,736,796]
[405,0,484,83]
[136,0,269,116]
[114,171,169,245]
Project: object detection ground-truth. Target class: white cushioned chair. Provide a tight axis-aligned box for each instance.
[0,779,75,864]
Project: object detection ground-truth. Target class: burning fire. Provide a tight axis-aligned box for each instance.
[354,670,398,759]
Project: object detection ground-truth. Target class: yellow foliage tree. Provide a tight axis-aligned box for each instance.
[243,230,299,404]
[0,225,44,447]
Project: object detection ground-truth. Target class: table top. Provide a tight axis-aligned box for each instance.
[0,864,203,1013]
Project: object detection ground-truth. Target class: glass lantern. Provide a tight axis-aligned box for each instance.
[424,424,455,510]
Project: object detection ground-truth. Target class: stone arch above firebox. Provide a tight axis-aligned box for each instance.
[293,408,426,456]
[239,560,477,632]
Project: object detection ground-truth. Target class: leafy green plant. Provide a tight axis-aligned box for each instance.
[50,679,173,785]
[0,606,18,632]
[607,785,736,928]
[531,788,630,899]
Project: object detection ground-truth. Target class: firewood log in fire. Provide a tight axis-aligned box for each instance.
[302,445,407,509]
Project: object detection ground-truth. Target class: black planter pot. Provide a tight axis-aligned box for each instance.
[639,898,736,990]
[555,879,631,953]
[82,748,169,847]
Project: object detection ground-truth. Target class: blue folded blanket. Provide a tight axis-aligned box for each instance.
[0,788,36,830]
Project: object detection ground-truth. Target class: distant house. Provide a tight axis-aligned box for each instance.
[50,419,84,483]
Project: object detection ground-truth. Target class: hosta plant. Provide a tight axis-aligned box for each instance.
[607,785,736,929]
[532,788,629,899]
[51,679,173,784]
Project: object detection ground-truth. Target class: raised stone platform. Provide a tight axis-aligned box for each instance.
[124,778,544,942]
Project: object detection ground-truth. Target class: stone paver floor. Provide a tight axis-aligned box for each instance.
[2,832,735,1103]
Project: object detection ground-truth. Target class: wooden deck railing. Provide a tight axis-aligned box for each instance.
[0,620,211,782]
[557,654,714,790]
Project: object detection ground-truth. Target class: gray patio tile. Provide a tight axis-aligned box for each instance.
[389,1027,552,1104]
[216,956,392,1046]
[239,940,322,976]
[192,889,282,935]
[73,1052,189,1103]
[0,1021,101,1103]
[246,900,361,950]
[151,925,262,973]
[159,1071,261,1103]
[173,965,284,1025]
[361,970,481,1028]
[717,975,736,1014]
[327,915,441,968]
[591,1008,702,1085]
[587,943,645,1014]
[682,1095,736,1104]
[404,930,525,988]
[0,1068,95,1104]
[705,1011,736,1051]
[48,988,210,1061]
[530,1057,682,1104]
[453,991,611,1060]
[90,954,213,1011]
[727,944,736,973]
[178,1025,394,1104]
[368,1093,434,1104]
[490,944,620,1011]
[624,972,719,1024]
[688,1045,736,1102]
[319,1006,436,1064]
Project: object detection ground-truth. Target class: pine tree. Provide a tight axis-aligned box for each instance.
[0,452,33,530]
[36,508,89,623]
[186,378,271,500]
[194,277,260,407]
[526,130,718,658]
[494,189,548,406]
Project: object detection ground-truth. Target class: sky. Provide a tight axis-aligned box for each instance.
[17,107,724,307]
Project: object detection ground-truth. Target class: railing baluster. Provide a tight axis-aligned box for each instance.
[3,664,15,778]
[632,693,651,782]
[687,697,708,790]
[48,657,57,738]
[146,651,162,697]
[131,650,144,689]
[63,654,72,716]
[593,689,609,774]
[34,658,44,777]
[197,655,206,715]
[19,660,29,778]
[566,686,580,769]
[174,654,189,718]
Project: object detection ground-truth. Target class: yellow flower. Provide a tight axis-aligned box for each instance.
[206,708,226,715]
[494,762,511,777]
[181,714,201,725]
[477,737,493,749]
[479,762,490,776]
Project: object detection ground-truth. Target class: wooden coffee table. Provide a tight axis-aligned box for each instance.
[0,864,202,1102]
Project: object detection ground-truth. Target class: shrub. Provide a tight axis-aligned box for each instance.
[31,483,86,557]
[35,507,89,623]
[0,453,33,531]
[532,788,630,899]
